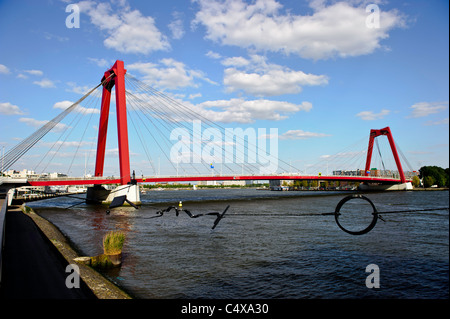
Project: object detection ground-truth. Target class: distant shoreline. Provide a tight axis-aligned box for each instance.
[410,187,449,191]
[143,186,449,192]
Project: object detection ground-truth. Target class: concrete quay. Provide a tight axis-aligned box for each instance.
[0,201,131,299]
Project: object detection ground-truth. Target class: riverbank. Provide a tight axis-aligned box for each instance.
[7,204,131,299]
[410,187,449,191]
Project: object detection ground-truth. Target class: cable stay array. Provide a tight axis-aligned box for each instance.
[0,70,414,181]
[123,73,301,178]
[1,75,112,175]
[302,132,415,180]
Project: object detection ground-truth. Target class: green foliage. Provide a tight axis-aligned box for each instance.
[90,254,112,268]
[411,175,420,187]
[21,205,33,214]
[423,176,435,188]
[419,166,449,187]
[103,231,125,255]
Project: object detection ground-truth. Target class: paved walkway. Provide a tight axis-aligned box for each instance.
[0,206,97,299]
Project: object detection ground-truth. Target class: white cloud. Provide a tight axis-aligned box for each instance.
[19,117,68,132]
[0,102,25,115]
[168,11,185,39]
[17,68,44,80]
[408,101,448,118]
[53,100,99,114]
[280,129,330,140]
[195,99,312,123]
[24,69,43,76]
[33,78,56,88]
[0,64,10,74]
[205,50,222,59]
[87,57,111,68]
[66,82,92,95]
[76,105,100,114]
[193,0,405,60]
[356,109,390,120]
[424,118,449,126]
[53,100,74,110]
[223,55,328,96]
[19,117,51,127]
[125,90,311,123]
[78,0,170,54]
[221,56,250,67]
[128,59,217,89]
[189,93,202,99]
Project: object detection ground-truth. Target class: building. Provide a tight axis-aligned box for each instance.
[332,169,365,176]
[223,180,252,186]
[6,169,39,179]
[197,180,218,186]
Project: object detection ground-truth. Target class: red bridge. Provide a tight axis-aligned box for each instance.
[27,173,407,187]
[1,60,413,205]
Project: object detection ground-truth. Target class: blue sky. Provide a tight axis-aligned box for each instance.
[0,0,448,177]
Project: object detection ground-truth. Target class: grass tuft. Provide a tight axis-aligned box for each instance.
[103,231,125,255]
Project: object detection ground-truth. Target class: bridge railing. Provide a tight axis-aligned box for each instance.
[138,174,406,180]
[27,176,119,181]
[26,173,406,181]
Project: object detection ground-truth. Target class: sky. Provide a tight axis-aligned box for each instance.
[0,0,448,177]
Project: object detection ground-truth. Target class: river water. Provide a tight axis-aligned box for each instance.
[30,189,449,299]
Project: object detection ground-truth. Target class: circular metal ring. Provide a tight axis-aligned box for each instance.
[334,195,378,235]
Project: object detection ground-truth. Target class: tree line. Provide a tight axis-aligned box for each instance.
[415,166,449,188]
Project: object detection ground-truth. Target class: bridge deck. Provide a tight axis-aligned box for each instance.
[26,175,409,186]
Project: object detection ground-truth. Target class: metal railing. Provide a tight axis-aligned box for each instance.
[25,172,408,182]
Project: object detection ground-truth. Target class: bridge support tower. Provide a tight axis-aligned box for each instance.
[86,60,140,205]
[359,126,412,191]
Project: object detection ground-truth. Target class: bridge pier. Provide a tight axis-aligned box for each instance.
[86,184,141,206]
[358,182,413,191]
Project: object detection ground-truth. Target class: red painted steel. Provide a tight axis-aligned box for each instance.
[94,73,113,177]
[29,178,122,186]
[28,175,408,187]
[93,60,131,185]
[113,61,131,185]
[364,126,406,184]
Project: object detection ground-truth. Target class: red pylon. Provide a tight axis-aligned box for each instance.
[94,60,131,185]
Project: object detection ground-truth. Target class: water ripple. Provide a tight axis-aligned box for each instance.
[33,189,449,299]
